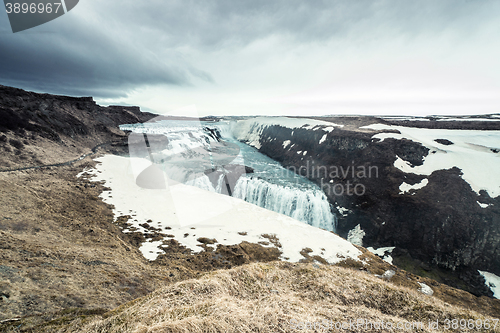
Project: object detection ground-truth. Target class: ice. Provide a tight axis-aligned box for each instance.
[479,270,500,299]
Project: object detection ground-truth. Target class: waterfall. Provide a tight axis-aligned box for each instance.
[124,119,337,232]
[233,176,337,231]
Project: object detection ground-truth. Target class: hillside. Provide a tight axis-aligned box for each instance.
[3,262,500,332]
[0,85,156,170]
[232,116,500,297]
[1,86,500,332]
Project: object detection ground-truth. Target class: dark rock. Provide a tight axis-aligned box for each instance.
[0,85,156,143]
[241,119,500,297]
[434,139,454,145]
[419,261,431,272]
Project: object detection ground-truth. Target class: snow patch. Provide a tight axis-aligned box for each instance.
[321,126,337,132]
[84,155,362,263]
[399,178,429,194]
[375,270,395,279]
[76,167,94,178]
[283,140,291,149]
[336,206,351,217]
[435,117,500,122]
[477,201,492,208]
[139,240,164,261]
[319,134,327,144]
[362,124,500,197]
[394,155,415,173]
[479,270,500,299]
[418,282,434,296]
[367,246,395,264]
[347,224,365,247]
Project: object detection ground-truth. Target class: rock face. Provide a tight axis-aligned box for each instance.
[234,117,500,297]
[0,85,156,168]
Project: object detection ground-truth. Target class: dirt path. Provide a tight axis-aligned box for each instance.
[0,141,117,173]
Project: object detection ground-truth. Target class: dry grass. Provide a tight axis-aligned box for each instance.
[57,262,500,333]
[0,161,177,321]
[0,159,281,325]
[2,146,499,332]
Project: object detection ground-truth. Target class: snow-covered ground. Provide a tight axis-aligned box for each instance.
[380,115,500,122]
[418,282,434,296]
[232,116,343,149]
[367,246,395,265]
[399,178,429,195]
[479,270,500,299]
[78,155,362,263]
[380,116,430,122]
[362,124,500,198]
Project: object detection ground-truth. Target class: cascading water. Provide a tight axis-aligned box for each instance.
[232,177,336,231]
[121,119,337,231]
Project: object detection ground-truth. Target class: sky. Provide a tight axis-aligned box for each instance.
[1,0,500,116]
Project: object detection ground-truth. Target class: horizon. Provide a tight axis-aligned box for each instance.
[2,1,500,116]
[3,82,500,118]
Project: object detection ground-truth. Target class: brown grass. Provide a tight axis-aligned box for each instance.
[2,150,500,333]
[56,262,500,333]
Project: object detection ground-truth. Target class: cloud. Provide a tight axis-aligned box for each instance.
[0,25,192,97]
[0,0,499,111]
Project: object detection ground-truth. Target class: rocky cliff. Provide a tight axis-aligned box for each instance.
[233,116,500,297]
[0,85,156,169]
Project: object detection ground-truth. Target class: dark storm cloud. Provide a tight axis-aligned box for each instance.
[0,0,497,98]
[0,17,194,98]
[113,0,494,47]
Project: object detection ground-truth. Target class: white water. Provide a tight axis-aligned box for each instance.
[121,119,337,231]
[233,177,336,231]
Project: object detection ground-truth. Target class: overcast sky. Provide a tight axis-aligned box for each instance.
[1,0,500,116]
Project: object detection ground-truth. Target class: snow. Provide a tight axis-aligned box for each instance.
[362,124,500,197]
[139,240,164,261]
[479,270,500,299]
[76,167,94,178]
[418,282,434,296]
[383,256,393,265]
[367,246,395,265]
[399,178,429,194]
[322,126,337,132]
[232,117,343,149]
[347,224,365,246]
[303,151,307,156]
[379,115,500,122]
[81,155,362,263]
[375,270,395,279]
[283,140,291,149]
[319,134,327,144]
[380,116,430,122]
[393,156,415,173]
[435,118,500,122]
[477,201,492,208]
[297,151,302,154]
[336,206,350,217]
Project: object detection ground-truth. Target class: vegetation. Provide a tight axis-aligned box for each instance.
[8,262,495,333]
